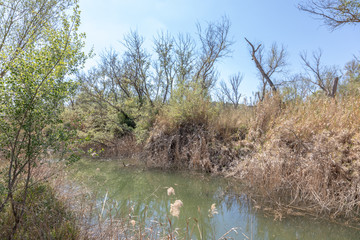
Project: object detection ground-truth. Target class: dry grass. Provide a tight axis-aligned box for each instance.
[80,133,142,159]
[212,105,252,142]
[144,93,360,219]
[233,95,360,218]
[144,97,252,172]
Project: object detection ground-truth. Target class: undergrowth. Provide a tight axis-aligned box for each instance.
[0,182,80,240]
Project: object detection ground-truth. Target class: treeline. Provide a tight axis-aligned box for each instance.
[67,17,360,159]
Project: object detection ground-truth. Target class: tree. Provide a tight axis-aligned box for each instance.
[0,0,85,235]
[280,74,317,102]
[340,57,360,94]
[122,31,153,107]
[298,0,360,29]
[300,50,340,97]
[194,16,233,91]
[245,38,287,100]
[78,32,154,134]
[174,33,195,86]
[153,31,176,103]
[219,73,243,108]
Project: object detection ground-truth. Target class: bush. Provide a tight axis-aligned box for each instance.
[144,83,251,172]
[0,183,80,240]
[157,82,217,132]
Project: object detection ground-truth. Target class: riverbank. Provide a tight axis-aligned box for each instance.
[141,95,360,221]
[0,164,80,239]
[72,94,360,220]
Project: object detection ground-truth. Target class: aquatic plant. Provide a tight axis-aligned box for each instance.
[170,200,183,218]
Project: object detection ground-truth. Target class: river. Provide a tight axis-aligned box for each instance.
[68,158,360,239]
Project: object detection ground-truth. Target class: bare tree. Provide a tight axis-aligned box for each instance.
[281,74,317,102]
[100,49,131,100]
[78,32,155,116]
[194,16,233,90]
[341,57,360,94]
[344,58,360,83]
[153,31,175,103]
[298,0,360,29]
[219,73,243,108]
[245,38,287,99]
[174,33,195,86]
[122,31,153,106]
[300,50,340,97]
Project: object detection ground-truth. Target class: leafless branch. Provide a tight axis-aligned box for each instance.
[298,0,360,30]
[245,38,283,94]
[195,16,233,90]
[219,73,243,108]
[300,49,340,97]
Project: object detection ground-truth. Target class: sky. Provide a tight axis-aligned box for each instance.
[78,0,360,100]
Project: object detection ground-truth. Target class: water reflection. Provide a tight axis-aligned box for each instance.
[70,159,360,239]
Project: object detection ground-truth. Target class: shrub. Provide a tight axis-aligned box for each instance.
[0,183,80,240]
[157,82,217,132]
[144,83,251,172]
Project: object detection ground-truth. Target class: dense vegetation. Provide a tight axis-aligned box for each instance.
[0,0,360,238]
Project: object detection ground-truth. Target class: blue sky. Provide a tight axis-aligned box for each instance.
[78,0,360,99]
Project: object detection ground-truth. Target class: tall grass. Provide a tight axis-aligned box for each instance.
[234,95,360,218]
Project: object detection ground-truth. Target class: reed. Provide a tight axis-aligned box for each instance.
[234,95,360,218]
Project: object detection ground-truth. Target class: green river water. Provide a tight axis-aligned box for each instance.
[69,159,360,239]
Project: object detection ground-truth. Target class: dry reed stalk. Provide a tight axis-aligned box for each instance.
[234,96,360,219]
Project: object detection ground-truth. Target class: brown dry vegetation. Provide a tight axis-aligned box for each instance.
[0,163,81,239]
[144,92,251,172]
[145,94,360,219]
[82,133,141,159]
[234,95,360,218]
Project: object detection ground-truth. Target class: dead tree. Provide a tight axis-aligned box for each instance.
[153,31,176,103]
[245,38,287,97]
[122,31,153,107]
[174,33,195,86]
[219,73,243,108]
[300,50,340,98]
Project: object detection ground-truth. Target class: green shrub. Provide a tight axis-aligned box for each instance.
[158,82,217,132]
[0,183,80,240]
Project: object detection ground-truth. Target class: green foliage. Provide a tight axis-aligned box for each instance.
[0,0,86,236]
[160,82,217,130]
[0,1,86,162]
[133,101,159,143]
[67,153,81,165]
[0,183,80,239]
[340,58,360,95]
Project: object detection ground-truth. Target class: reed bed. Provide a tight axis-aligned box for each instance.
[234,96,360,218]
